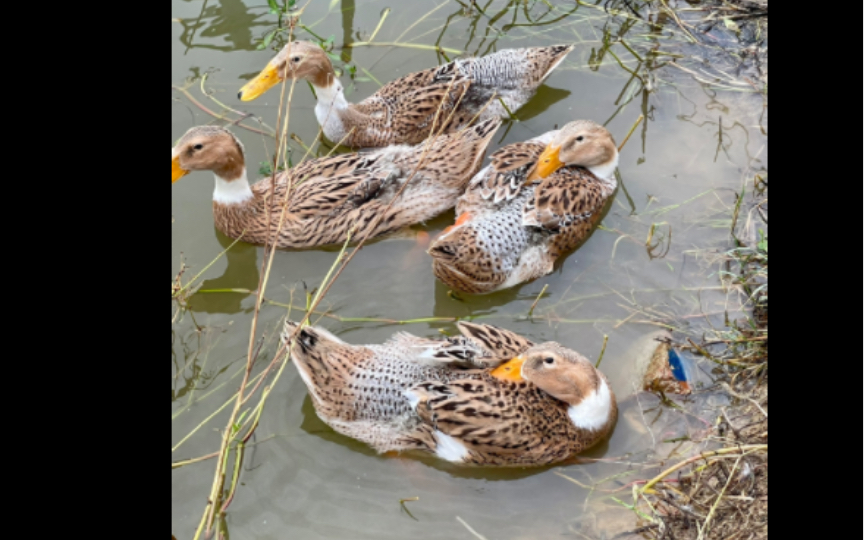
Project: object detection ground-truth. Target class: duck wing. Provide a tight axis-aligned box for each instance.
[455,322,534,362]
[521,167,609,234]
[282,152,402,220]
[384,332,491,369]
[406,376,538,459]
[461,141,544,209]
[351,65,475,146]
[385,322,532,370]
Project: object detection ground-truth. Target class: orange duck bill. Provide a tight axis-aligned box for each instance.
[172,155,188,183]
[527,144,564,181]
[490,356,525,382]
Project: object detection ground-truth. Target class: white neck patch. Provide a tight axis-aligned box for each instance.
[213,169,254,205]
[588,152,619,187]
[567,378,612,431]
[313,82,348,141]
[314,81,347,109]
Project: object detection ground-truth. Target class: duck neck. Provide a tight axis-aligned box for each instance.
[313,76,349,140]
[213,168,254,206]
[566,377,613,432]
[587,152,619,191]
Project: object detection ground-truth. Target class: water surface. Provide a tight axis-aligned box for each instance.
[172,1,767,538]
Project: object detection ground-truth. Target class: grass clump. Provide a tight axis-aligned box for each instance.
[634,179,767,540]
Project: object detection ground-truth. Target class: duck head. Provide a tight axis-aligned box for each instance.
[238,41,335,101]
[172,126,253,205]
[528,120,619,181]
[492,342,616,431]
[172,126,245,182]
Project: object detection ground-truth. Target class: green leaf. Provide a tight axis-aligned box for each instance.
[267,0,280,11]
[757,230,767,253]
[258,29,276,50]
[326,52,341,62]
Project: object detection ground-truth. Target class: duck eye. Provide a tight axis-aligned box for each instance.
[292,56,301,63]
[193,143,203,150]
[544,357,554,365]
[576,136,584,142]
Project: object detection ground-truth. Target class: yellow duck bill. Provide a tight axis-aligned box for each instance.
[237,63,281,101]
[528,144,564,181]
[172,155,188,183]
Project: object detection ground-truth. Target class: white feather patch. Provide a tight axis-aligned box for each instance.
[213,170,254,205]
[403,389,421,410]
[587,152,620,185]
[433,430,469,462]
[313,82,349,141]
[567,378,612,431]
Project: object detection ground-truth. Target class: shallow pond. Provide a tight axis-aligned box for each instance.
[172,1,767,538]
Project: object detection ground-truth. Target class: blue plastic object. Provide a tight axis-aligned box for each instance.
[667,348,687,382]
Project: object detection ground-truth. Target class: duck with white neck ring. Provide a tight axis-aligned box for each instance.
[171,119,500,249]
[238,40,573,148]
[428,119,620,294]
[282,320,617,466]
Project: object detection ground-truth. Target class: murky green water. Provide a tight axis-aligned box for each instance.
[172,1,767,538]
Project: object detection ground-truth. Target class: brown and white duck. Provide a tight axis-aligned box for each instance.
[428,119,619,294]
[171,119,499,249]
[238,41,573,148]
[282,320,617,466]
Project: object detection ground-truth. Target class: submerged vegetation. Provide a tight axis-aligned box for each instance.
[172,1,767,538]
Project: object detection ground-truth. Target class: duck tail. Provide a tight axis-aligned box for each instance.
[428,227,502,295]
[281,321,348,400]
[429,117,500,187]
[469,44,574,89]
[534,44,575,85]
[463,117,501,175]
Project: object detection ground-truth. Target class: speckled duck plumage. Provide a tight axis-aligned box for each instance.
[171,119,500,249]
[429,119,619,294]
[239,41,573,148]
[282,321,617,466]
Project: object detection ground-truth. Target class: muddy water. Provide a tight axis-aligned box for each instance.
[171,1,767,538]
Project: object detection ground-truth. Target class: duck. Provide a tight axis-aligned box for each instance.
[238,41,573,148]
[282,320,617,466]
[428,119,619,294]
[171,119,500,249]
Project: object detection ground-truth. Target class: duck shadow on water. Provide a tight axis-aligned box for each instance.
[430,272,545,320]
[514,85,572,123]
[298,395,614,481]
[186,230,260,315]
[185,216,437,316]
